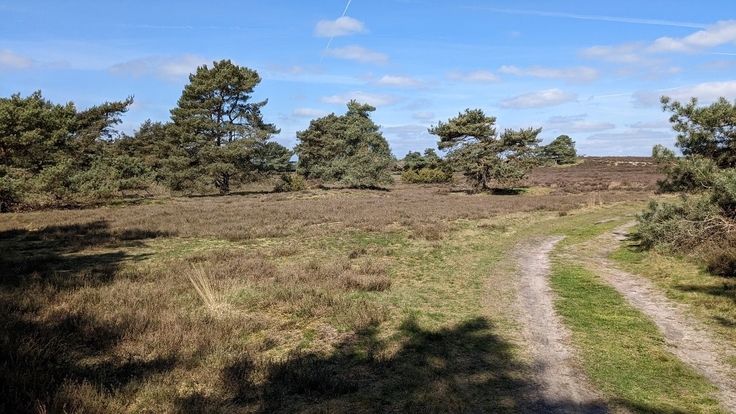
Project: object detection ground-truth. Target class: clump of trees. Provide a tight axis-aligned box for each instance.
[294,101,395,188]
[0,91,137,210]
[428,109,542,191]
[125,60,291,195]
[400,148,453,184]
[0,60,297,210]
[1,60,587,211]
[636,96,736,276]
[540,134,577,165]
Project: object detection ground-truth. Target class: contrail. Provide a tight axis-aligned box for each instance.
[469,7,707,29]
[321,0,354,62]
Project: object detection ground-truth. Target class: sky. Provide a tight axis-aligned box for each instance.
[1,1,735,157]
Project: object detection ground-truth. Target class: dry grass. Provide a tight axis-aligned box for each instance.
[527,156,662,194]
[0,157,665,413]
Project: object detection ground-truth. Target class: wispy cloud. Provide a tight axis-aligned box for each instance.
[322,45,389,65]
[314,16,368,37]
[109,54,207,81]
[580,42,647,63]
[266,64,325,76]
[627,119,671,129]
[582,20,736,73]
[412,111,435,121]
[0,49,34,70]
[545,114,615,132]
[647,20,736,53]
[501,88,577,109]
[446,70,500,83]
[319,91,403,106]
[472,7,706,29]
[403,99,433,110]
[374,75,426,88]
[498,65,599,83]
[633,80,736,106]
[293,108,330,118]
[582,129,674,155]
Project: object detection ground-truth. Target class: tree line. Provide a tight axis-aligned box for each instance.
[0,59,577,211]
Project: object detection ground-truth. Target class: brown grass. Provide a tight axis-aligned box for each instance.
[0,157,663,413]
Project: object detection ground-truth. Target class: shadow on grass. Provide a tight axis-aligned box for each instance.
[0,220,174,413]
[490,188,526,196]
[676,283,736,305]
[176,316,611,413]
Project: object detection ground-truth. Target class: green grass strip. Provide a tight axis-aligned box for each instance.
[549,260,724,413]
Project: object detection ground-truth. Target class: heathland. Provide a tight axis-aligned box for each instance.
[3,157,736,413]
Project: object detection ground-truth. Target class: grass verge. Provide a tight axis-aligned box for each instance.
[610,243,736,367]
[549,258,724,413]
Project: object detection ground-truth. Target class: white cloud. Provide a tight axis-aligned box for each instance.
[314,16,368,37]
[545,115,615,132]
[587,129,671,142]
[583,129,674,155]
[382,125,427,134]
[627,119,671,129]
[374,75,425,88]
[109,54,207,80]
[403,99,433,110]
[583,20,736,70]
[647,20,736,53]
[498,65,599,83]
[580,42,645,63]
[634,80,736,106]
[412,111,435,120]
[319,91,403,107]
[293,108,330,118]
[0,49,34,69]
[501,89,577,109]
[323,45,388,65]
[446,70,500,83]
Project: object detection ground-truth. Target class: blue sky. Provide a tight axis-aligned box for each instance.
[1,1,735,157]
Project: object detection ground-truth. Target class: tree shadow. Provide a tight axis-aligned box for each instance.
[0,220,174,413]
[676,284,736,305]
[490,188,525,196]
[176,316,614,413]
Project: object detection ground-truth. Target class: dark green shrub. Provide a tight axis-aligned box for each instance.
[274,173,307,192]
[401,168,453,184]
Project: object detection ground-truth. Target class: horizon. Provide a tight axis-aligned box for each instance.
[1,1,734,157]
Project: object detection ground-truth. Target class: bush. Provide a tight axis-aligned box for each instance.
[636,196,721,251]
[704,246,736,277]
[401,168,454,184]
[274,174,307,192]
[0,174,22,212]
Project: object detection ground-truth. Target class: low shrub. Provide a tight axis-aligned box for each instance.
[274,173,307,192]
[704,246,736,277]
[401,168,453,184]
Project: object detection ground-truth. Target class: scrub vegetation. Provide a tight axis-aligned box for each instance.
[1,159,672,413]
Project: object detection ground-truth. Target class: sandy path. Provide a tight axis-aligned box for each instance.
[578,223,736,413]
[517,237,608,414]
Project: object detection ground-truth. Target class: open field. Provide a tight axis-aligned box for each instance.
[2,158,734,413]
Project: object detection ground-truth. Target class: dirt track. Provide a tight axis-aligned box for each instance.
[516,237,608,414]
[580,223,736,413]
[516,224,736,413]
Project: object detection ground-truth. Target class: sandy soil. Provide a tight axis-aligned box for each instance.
[516,236,609,414]
[576,223,736,413]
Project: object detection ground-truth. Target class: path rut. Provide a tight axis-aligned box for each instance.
[517,236,608,414]
[574,223,736,413]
